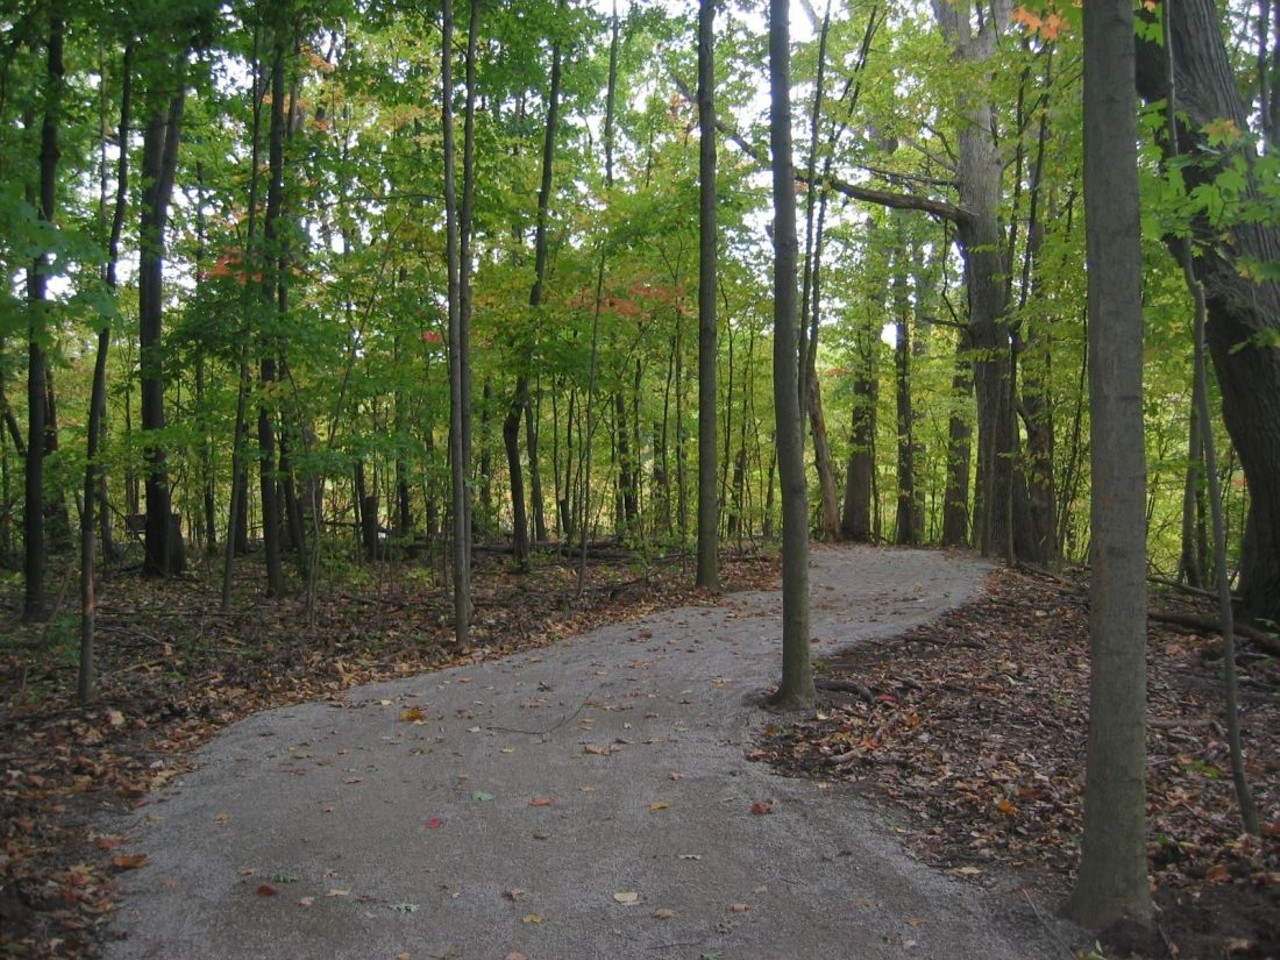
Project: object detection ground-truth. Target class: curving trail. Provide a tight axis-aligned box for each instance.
[103,545,1079,960]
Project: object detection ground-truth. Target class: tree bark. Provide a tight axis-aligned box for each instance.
[1134,0,1280,627]
[25,5,63,622]
[768,0,814,711]
[138,64,186,578]
[696,0,719,587]
[1065,0,1152,929]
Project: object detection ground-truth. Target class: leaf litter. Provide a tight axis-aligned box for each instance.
[756,566,1278,960]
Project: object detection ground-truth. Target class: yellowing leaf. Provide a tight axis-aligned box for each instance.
[112,853,149,871]
[613,891,640,904]
[401,706,426,722]
[648,801,670,812]
[521,913,545,924]
[651,907,678,919]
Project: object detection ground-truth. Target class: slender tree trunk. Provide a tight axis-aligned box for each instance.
[505,30,562,571]
[769,0,813,711]
[1065,0,1152,929]
[526,389,548,541]
[695,0,720,585]
[842,341,877,543]
[83,30,131,695]
[941,332,973,546]
[1179,403,1207,587]
[257,31,289,595]
[799,8,842,544]
[892,244,921,545]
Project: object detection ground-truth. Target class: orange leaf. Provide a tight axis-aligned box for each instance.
[1205,863,1231,884]
[257,884,278,897]
[529,796,556,807]
[112,853,149,871]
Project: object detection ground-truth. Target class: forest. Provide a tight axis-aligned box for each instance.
[1,0,1278,956]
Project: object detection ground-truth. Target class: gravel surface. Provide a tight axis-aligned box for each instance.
[103,545,1084,960]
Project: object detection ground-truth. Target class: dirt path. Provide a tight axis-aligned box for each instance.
[103,545,1082,960]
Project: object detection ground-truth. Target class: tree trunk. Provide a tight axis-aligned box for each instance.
[25,6,64,620]
[769,0,813,711]
[83,28,131,694]
[526,389,548,542]
[842,344,877,543]
[931,0,1041,564]
[1064,0,1152,929]
[139,73,186,577]
[1135,0,1280,627]
[257,34,287,595]
[1179,402,1208,587]
[892,244,921,545]
[800,10,842,544]
[695,0,719,586]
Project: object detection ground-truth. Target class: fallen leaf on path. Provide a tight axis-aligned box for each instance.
[401,706,426,722]
[505,953,529,960]
[297,896,314,907]
[613,891,640,904]
[426,817,444,829]
[749,801,775,815]
[256,884,277,897]
[472,790,496,801]
[112,853,149,870]
[388,902,420,913]
[652,907,678,919]
[521,913,544,924]
[529,796,555,807]
[649,801,670,812]
[504,888,525,902]
[679,854,702,860]
[727,902,751,913]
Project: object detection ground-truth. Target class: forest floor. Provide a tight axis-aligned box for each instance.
[0,544,1275,959]
[757,563,1280,960]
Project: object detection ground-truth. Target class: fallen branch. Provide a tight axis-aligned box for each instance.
[1148,611,1280,655]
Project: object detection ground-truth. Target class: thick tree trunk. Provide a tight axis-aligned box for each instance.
[841,352,877,543]
[932,0,1042,565]
[1065,0,1152,929]
[139,80,186,578]
[1135,0,1280,626]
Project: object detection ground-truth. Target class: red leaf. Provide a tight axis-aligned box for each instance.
[749,802,775,815]
[425,817,444,829]
[257,884,278,897]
